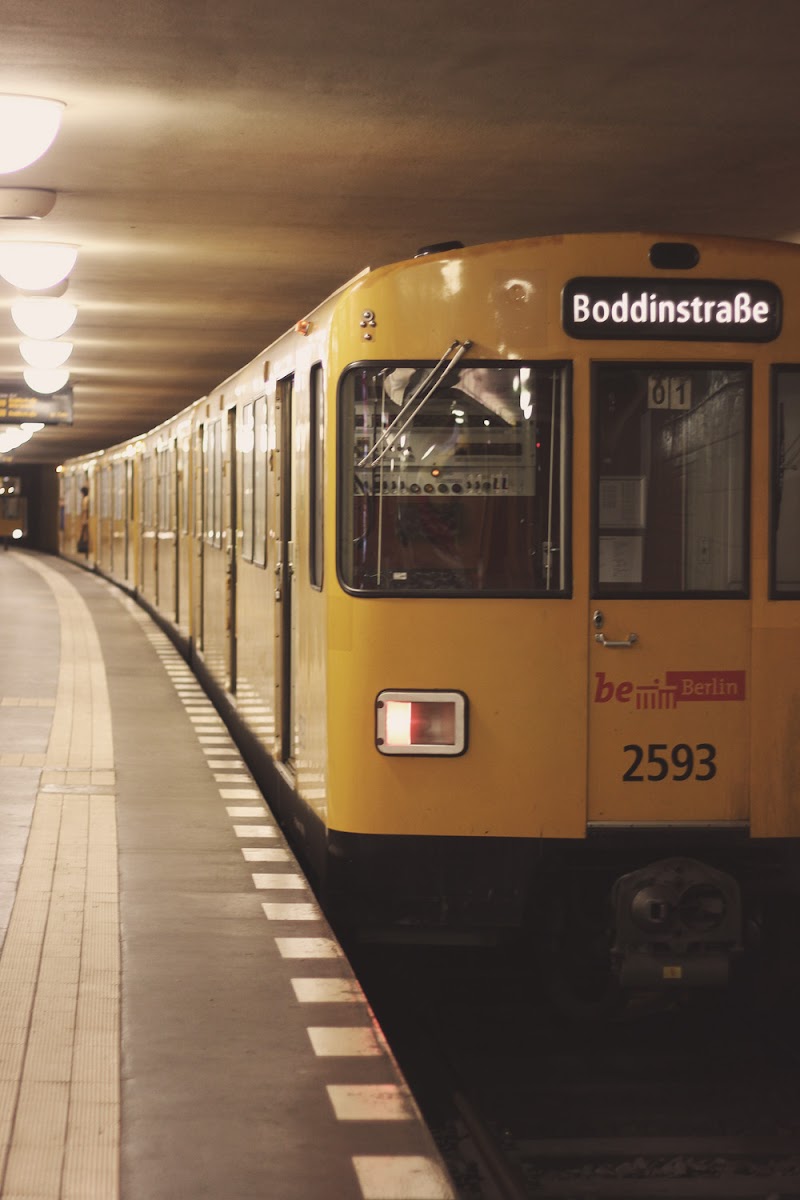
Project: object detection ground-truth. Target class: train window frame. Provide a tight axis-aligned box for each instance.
[770,365,800,599]
[178,439,190,536]
[241,401,255,562]
[142,451,156,530]
[309,362,324,591]
[336,358,572,599]
[99,465,112,520]
[204,418,223,549]
[157,441,176,533]
[253,395,268,568]
[214,420,223,549]
[112,460,125,521]
[203,422,214,544]
[590,361,751,600]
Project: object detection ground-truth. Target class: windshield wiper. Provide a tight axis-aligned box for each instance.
[358,339,472,469]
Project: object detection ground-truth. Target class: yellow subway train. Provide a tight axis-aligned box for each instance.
[60,233,800,998]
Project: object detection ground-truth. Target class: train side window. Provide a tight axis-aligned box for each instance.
[157,448,165,530]
[591,364,750,597]
[179,439,190,535]
[143,452,155,529]
[100,467,111,519]
[338,361,570,596]
[253,396,268,567]
[203,422,213,542]
[214,421,223,548]
[771,367,800,597]
[309,363,324,590]
[204,419,223,548]
[157,443,175,532]
[241,402,255,562]
[112,462,125,520]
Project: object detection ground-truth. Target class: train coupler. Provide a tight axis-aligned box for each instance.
[610,856,742,989]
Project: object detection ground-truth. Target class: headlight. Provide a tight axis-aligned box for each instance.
[375,690,467,756]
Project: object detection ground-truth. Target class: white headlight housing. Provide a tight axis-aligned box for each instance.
[376,690,467,756]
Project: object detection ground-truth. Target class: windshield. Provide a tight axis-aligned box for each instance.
[339,361,570,595]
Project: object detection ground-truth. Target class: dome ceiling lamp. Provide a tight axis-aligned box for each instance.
[11,295,78,339]
[19,337,73,369]
[0,241,78,291]
[23,365,70,395]
[0,422,45,454]
[0,95,74,416]
[0,188,57,220]
[0,96,65,174]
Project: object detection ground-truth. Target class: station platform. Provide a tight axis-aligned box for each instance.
[0,550,454,1200]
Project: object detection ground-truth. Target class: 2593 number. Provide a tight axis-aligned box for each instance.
[622,742,717,782]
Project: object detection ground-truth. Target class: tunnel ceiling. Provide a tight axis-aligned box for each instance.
[2,0,800,463]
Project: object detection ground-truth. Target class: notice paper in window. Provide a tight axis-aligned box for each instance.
[599,535,643,584]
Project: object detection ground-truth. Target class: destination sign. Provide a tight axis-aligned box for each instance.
[563,277,782,342]
[0,384,74,425]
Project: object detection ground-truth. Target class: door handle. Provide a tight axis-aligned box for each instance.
[595,632,638,648]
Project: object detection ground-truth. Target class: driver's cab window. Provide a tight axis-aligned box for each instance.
[592,363,749,597]
[772,367,800,596]
[339,360,570,596]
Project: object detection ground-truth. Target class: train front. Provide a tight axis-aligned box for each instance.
[322,234,800,999]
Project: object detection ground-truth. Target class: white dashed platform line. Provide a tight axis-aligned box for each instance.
[291,978,364,1003]
[242,847,290,862]
[327,1085,417,1121]
[252,873,306,889]
[262,903,321,920]
[275,938,342,959]
[307,1027,383,1056]
[352,1156,454,1200]
[233,824,277,838]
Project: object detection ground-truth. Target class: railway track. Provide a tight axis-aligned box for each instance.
[351,945,800,1199]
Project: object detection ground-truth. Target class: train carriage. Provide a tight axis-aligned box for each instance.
[0,476,28,546]
[60,233,800,997]
[60,456,96,566]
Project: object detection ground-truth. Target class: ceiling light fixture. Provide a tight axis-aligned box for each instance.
[19,338,73,368]
[0,241,78,290]
[0,96,65,174]
[11,296,77,339]
[0,425,35,453]
[23,365,70,394]
[0,188,57,219]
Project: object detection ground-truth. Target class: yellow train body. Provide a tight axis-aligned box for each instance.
[60,233,800,990]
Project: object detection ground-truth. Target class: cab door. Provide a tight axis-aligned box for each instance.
[587,362,751,826]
